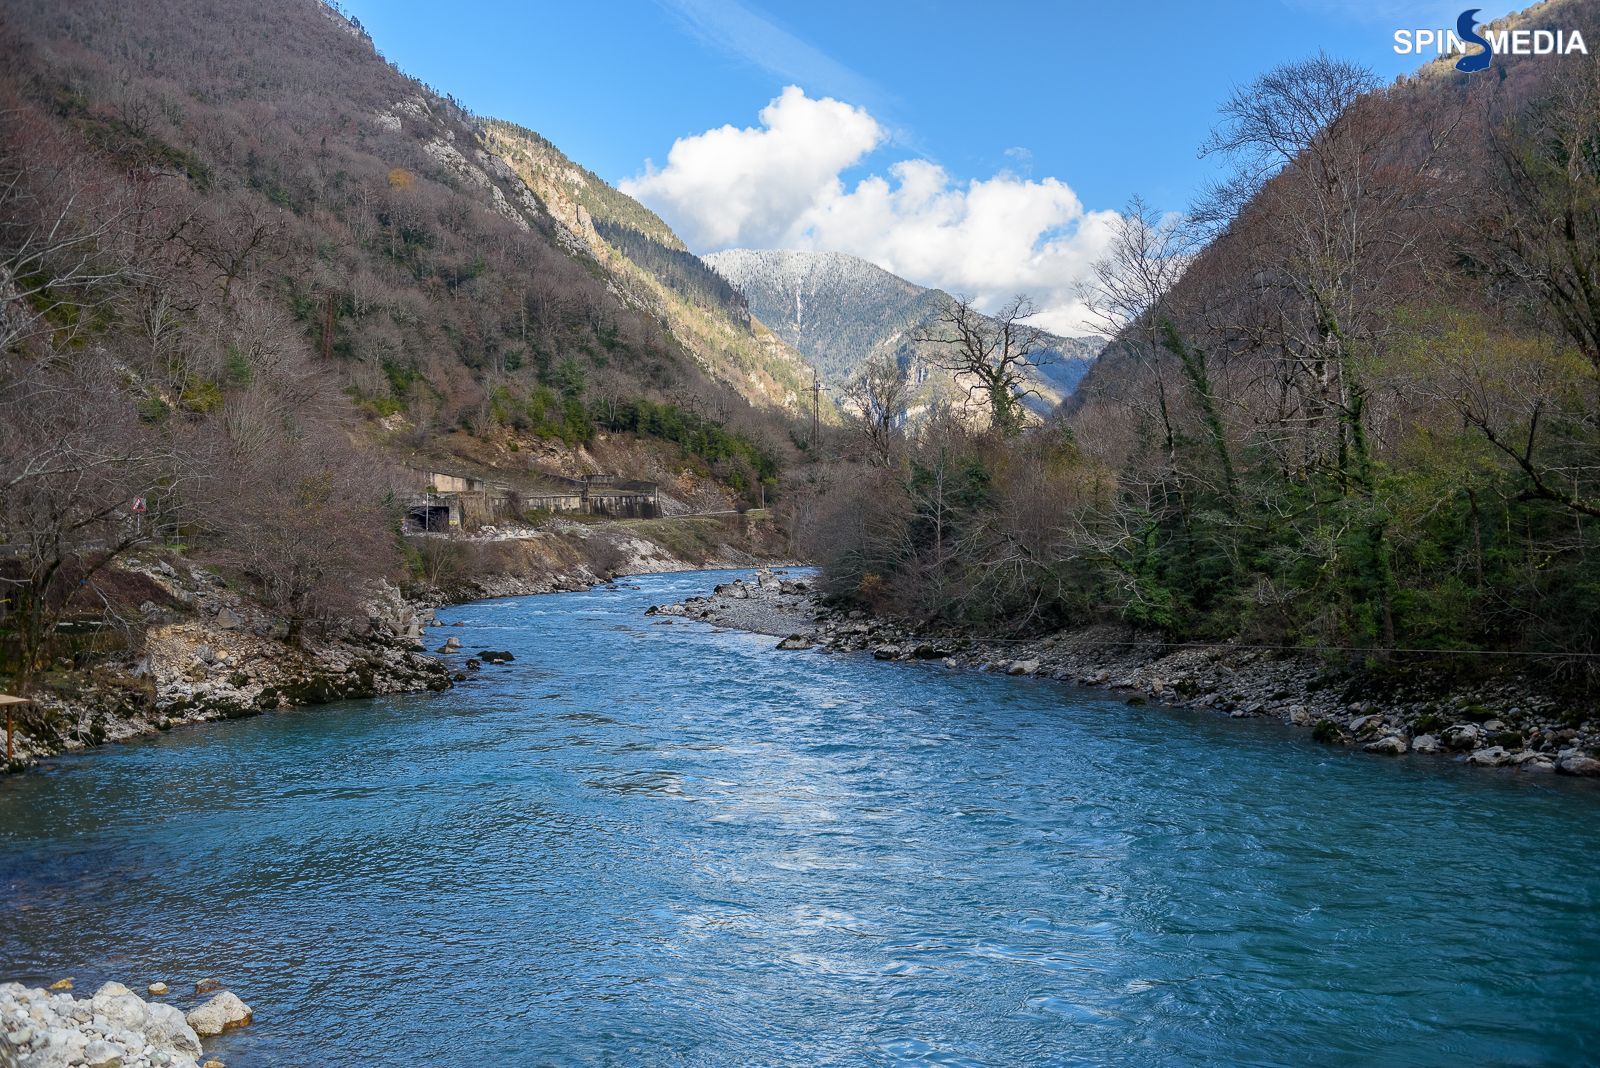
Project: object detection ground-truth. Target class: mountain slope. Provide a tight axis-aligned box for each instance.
[0,0,809,449]
[479,122,820,415]
[705,248,1105,412]
[702,250,946,380]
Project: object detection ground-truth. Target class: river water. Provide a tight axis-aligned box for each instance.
[2,569,1597,1066]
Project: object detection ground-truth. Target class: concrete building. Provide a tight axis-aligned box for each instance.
[404,469,658,532]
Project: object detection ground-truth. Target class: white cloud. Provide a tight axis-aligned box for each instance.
[622,87,1119,335]
[621,86,883,250]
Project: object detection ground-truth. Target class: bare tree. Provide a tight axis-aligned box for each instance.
[0,353,175,756]
[201,428,400,639]
[840,354,909,466]
[1082,198,1236,501]
[1197,52,1443,493]
[1483,59,1600,375]
[0,103,129,352]
[915,295,1048,436]
[1195,53,1440,644]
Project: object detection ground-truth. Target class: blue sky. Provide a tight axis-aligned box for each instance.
[338,0,1498,331]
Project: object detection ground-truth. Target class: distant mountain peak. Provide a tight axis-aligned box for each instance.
[704,248,1106,408]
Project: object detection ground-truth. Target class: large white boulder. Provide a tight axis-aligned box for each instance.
[185,992,251,1038]
[143,1002,202,1058]
[89,983,147,1033]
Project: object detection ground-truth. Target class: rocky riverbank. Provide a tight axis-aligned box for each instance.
[0,979,251,1068]
[424,515,794,602]
[649,569,1600,779]
[3,555,449,773]
[5,515,792,773]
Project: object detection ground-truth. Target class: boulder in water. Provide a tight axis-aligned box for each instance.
[1467,746,1511,767]
[186,991,252,1037]
[1558,753,1600,777]
[1411,734,1442,754]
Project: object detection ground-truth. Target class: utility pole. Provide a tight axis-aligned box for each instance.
[810,369,828,450]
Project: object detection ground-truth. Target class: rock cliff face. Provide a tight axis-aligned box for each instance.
[704,248,1105,414]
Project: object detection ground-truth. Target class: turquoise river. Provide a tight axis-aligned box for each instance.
[2,570,1598,1065]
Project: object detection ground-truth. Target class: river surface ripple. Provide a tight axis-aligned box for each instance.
[2,569,1598,1066]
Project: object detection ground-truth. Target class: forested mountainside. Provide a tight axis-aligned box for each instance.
[0,0,798,685]
[706,248,1104,413]
[0,0,808,434]
[479,122,821,415]
[803,0,1600,692]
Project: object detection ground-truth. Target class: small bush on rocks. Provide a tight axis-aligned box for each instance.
[1312,720,1345,744]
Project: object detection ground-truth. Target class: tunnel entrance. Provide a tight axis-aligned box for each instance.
[405,505,453,532]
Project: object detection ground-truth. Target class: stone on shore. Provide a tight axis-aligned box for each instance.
[185,992,251,1038]
[0,981,204,1068]
[1411,734,1441,754]
[144,1003,203,1057]
[1467,746,1511,767]
[776,634,814,650]
[90,982,149,1032]
[1350,714,1385,736]
[1558,753,1600,777]
[1363,734,1408,755]
[82,1037,124,1067]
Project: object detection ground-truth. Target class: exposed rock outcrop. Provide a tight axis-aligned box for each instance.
[6,563,448,773]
